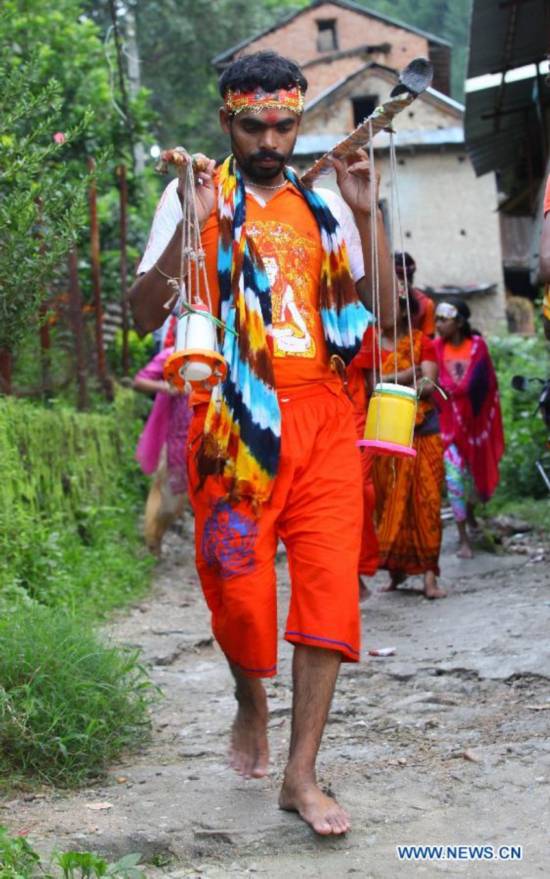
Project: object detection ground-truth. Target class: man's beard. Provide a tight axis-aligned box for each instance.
[237,149,288,181]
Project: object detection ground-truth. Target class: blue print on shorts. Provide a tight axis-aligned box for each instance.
[202,501,258,578]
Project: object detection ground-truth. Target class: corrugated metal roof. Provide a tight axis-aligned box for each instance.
[465,0,550,181]
[294,126,464,155]
[464,77,540,176]
[468,0,550,79]
[465,76,537,176]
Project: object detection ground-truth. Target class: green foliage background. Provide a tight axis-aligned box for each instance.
[0,57,88,356]
[488,333,550,504]
[0,390,153,616]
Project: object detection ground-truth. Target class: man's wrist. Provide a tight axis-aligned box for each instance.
[352,206,382,223]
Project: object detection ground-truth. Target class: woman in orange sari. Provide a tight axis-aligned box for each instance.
[372,296,446,599]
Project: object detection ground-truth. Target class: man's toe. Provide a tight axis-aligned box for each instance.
[329,814,347,834]
[313,817,333,835]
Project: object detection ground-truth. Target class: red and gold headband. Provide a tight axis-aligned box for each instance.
[224,86,305,116]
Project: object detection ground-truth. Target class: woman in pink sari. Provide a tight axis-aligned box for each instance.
[134,346,191,555]
[434,301,504,558]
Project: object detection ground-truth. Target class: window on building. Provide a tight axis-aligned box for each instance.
[316,19,338,52]
[351,94,379,127]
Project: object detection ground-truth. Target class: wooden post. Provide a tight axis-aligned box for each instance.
[36,199,52,401]
[87,157,108,389]
[0,349,12,396]
[118,163,130,377]
[68,247,89,411]
[39,302,52,401]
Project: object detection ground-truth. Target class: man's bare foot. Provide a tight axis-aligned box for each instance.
[456,542,473,559]
[279,774,350,835]
[380,571,406,592]
[228,676,269,779]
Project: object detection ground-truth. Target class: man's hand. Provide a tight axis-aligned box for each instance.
[331,149,380,217]
[176,152,216,227]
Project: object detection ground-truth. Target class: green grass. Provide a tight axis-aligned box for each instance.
[0,506,154,620]
[0,393,159,791]
[0,607,155,788]
[0,391,154,620]
[0,825,145,878]
[482,496,550,532]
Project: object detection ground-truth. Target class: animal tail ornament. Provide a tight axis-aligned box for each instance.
[197,156,372,507]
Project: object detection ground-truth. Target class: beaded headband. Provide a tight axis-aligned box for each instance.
[224,86,305,116]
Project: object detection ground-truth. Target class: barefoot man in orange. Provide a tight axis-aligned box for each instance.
[131,51,394,835]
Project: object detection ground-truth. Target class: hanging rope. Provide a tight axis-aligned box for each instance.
[177,153,211,312]
[388,129,417,393]
[386,128,399,386]
[156,149,236,338]
[368,121,383,389]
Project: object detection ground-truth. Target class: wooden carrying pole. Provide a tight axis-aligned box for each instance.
[300,58,433,188]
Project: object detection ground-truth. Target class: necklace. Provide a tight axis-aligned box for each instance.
[244,177,287,191]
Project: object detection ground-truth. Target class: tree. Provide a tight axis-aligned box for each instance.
[0,59,88,393]
[357,0,473,100]
[0,2,157,397]
[88,0,308,155]
[1,0,152,170]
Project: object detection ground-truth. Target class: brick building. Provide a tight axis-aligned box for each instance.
[213,0,451,100]
[214,0,506,331]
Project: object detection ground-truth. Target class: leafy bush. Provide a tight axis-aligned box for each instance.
[0,825,144,878]
[107,330,155,379]
[0,390,153,618]
[489,332,550,502]
[0,55,88,359]
[0,607,154,787]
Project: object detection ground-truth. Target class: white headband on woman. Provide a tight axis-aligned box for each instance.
[435,302,458,319]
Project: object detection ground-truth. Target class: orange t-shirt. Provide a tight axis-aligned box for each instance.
[197,181,338,395]
[443,337,473,383]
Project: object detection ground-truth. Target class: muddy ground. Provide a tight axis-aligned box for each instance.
[3,513,550,878]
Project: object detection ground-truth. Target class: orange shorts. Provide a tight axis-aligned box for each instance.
[187,384,363,677]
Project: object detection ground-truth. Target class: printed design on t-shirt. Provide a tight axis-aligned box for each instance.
[448,359,469,382]
[248,220,318,359]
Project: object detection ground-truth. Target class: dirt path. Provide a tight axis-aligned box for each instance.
[4,513,550,878]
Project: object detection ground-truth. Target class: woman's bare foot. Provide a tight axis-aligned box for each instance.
[279,774,350,835]
[456,521,473,559]
[359,576,370,603]
[228,674,269,779]
[423,571,447,599]
[380,571,406,592]
[456,541,473,559]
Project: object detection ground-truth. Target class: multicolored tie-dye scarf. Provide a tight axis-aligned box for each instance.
[198,155,372,506]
